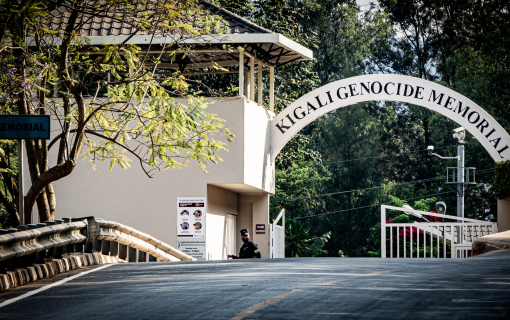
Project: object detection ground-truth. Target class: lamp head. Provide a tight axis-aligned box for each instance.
[427,145,434,155]
[402,205,423,219]
[435,201,446,214]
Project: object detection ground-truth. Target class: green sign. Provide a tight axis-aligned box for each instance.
[0,115,51,140]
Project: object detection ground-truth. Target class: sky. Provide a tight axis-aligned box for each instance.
[357,0,378,6]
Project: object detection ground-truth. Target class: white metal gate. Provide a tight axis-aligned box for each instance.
[270,209,285,258]
[381,205,497,258]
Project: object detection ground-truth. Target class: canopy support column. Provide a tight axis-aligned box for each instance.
[250,57,255,101]
[258,60,263,105]
[270,67,274,112]
[239,53,244,96]
[244,71,249,99]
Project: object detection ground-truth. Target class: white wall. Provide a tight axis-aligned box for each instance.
[207,185,237,260]
[238,194,270,258]
[498,198,510,232]
[244,101,275,193]
[27,96,273,258]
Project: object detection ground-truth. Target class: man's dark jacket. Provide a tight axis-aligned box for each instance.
[231,241,261,259]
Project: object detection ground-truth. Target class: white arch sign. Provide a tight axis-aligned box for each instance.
[271,74,510,162]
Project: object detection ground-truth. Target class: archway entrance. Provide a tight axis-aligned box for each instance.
[271,74,510,162]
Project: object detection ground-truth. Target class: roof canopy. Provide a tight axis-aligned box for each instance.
[47,1,313,70]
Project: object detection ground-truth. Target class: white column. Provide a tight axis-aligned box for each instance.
[250,56,255,101]
[244,71,249,99]
[257,60,263,104]
[269,66,275,112]
[238,53,244,97]
[381,206,386,258]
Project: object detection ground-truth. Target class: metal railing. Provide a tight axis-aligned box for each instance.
[380,205,497,258]
[0,217,193,292]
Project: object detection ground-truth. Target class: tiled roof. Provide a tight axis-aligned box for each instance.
[48,1,271,37]
[45,1,312,69]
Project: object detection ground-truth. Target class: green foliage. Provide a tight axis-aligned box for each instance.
[264,0,506,257]
[275,134,322,170]
[270,161,330,221]
[446,47,510,134]
[285,219,330,257]
[495,160,510,199]
[0,0,235,223]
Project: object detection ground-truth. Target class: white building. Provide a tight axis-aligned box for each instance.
[33,1,313,259]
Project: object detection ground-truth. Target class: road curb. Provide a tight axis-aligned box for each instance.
[0,253,122,292]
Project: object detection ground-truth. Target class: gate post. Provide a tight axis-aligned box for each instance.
[381,206,386,258]
[269,224,273,258]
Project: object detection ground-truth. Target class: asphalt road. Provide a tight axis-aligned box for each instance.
[1,250,509,319]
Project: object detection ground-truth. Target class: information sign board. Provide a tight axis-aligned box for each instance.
[177,197,206,238]
[0,115,51,140]
[177,197,206,260]
[177,239,206,260]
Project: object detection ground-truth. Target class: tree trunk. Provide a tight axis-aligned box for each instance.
[25,139,51,223]
[22,8,80,219]
[38,78,57,220]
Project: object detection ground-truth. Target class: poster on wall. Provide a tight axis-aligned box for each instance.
[177,197,206,259]
[177,197,206,238]
[177,239,206,260]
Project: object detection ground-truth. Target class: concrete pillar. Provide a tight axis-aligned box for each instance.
[119,244,128,260]
[498,198,510,232]
[110,242,119,257]
[128,246,137,262]
[101,240,110,255]
[138,251,147,262]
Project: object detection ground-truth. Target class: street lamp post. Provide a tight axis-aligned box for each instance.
[428,127,475,244]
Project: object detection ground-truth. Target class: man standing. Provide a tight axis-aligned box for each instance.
[228,229,261,259]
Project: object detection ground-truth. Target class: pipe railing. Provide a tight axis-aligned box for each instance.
[96,219,192,262]
[0,216,194,264]
[0,217,194,292]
